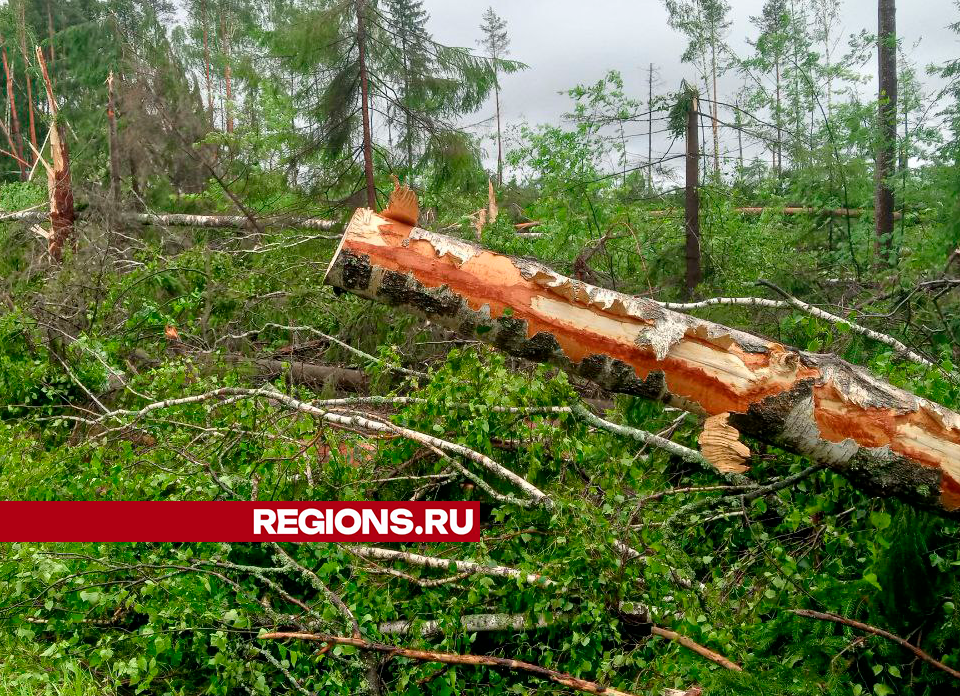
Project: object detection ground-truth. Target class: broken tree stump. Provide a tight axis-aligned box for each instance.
[324,208,960,516]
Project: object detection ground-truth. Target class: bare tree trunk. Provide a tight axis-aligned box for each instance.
[357,0,376,209]
[710,42,720,177]
[775,58,783,177]
[685,94,701,298]
[494,79,502,187]
[202,0,214,125]
[735,97,743,173]
[35,46,73,262]
[14,2,38,162]
[220,13,234,134]
[46,0,55,68]
[325,209,960,517]
[1,46,26,180]
[107,71,121,207]
[875,0,897,266]
[648,63,654,190]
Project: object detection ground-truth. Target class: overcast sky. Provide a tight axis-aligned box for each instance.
[420,0,960,175]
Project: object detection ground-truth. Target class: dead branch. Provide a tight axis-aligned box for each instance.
[650,626,742,671]
[790,609,960,681]
[259,631,646,696]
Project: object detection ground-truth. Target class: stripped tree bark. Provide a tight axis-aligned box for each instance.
[35,46,74,261]
[324,208,960,516]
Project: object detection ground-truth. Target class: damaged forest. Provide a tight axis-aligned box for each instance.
[3,0,960,694]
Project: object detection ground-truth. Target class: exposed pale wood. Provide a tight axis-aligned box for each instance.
[697,413,750,473]
[325,209,960,516]
[35,46,74,262]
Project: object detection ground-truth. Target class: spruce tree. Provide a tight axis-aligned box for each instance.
[478,6,509,185]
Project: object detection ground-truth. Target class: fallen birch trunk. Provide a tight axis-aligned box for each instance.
[0,210,338,231]
[324,208,960,516]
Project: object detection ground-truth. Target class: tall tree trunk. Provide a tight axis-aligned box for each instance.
[875,0,897,266]
[685,93,701,298]
[357,0,376,209]
[107,71,121,208]
[735,98,743,172]
[710,41,720,178]
[36,46,73,262]
[647,63,654,190]
[15,2,38,161]
[46,0,55,68]
[401,35,413,175]
[202,0,214,126]
[494,79,503,187]
[220,14,234,134]
[1,46,26,180]
[775,58,783,177]
[325,209,960,518]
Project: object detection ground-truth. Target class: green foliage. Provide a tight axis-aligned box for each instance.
[0,1,959,695]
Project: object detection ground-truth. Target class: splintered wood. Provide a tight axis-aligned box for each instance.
[325,208,960,516]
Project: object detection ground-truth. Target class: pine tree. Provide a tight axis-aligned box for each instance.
[663,0,730,178]
[875,0,897,265]
[750,0,789,176]
[385,0,430,176]
[478,6,509,185]
[272,0,519,206]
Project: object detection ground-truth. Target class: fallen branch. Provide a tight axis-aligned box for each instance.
[790,609,960,681]
[757,279,937,371]
[659,297,788,311]
[87,385,550,507]
[376,613,740,672]
[650,626,742,671]
[0,210,338,232]
[377,612,558,637]
[259,632,646,696]
[644,207,903,220]
[225,356,368,392]
[344,545,553,586]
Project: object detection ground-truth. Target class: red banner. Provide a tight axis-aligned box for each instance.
[0,502,480,542]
